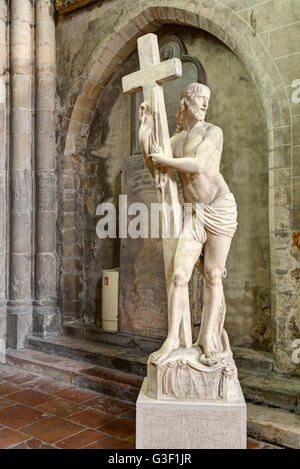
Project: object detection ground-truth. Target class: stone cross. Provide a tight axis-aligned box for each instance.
[122,34,192,345]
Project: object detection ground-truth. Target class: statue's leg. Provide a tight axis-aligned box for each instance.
[149,236,203,364]
[198,233,232,358]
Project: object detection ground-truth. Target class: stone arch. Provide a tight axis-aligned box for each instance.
[60,1,292,369]
[65,3,291,148]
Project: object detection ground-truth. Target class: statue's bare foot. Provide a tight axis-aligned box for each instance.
[149,336,180,365]
[198,339,219,366]
[199,336,218,359]
[199,354,218,366]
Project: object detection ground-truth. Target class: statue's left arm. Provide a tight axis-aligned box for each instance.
[138,103,156,178]
[151,126,223,175]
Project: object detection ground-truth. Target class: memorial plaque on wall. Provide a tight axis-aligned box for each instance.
[119,155,169,338]
[119,34,206,339]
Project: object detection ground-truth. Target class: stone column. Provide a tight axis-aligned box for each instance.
[7,0,33,348]
[0,0,7,361]
[33,0,59,337]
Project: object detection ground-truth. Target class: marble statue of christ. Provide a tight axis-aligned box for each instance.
[139,83,238,365]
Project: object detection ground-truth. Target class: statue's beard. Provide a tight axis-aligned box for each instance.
[176,100,206,132]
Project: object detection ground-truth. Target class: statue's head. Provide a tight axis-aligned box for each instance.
[177,83,211,131]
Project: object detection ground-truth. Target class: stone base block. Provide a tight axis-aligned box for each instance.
[0,305,6,363]
[136,379,247,449]
[32,306,60,338]
[6,307,32,349]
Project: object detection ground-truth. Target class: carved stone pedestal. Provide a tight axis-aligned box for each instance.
[147,346,239,401]
[136,379,247,449]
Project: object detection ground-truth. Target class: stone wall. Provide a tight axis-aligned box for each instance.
[56,0,300,376]
[0,0,7,362]
[0,0,59,361]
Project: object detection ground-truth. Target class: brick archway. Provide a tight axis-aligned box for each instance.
[60,1,294,374]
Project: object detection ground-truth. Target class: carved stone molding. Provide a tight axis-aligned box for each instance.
[55,0,100,15]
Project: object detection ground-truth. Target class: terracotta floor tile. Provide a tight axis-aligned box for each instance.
[0,404,47,429]
[21,416,84,444]
[84,396,134,416]
[0,398,14,409]
[98,417,135,439]
[127,434,136,444]
[0,428,29,449]
[8,389,57,407]
[38,398,85,418]
[0,366,16,379]
[0,381,22,397]
[85,436,135,449]
[54,387,97,403]
[121,408,136,421]
[56,429,107,449]
[69,408,115,428]
[31,380,70,394]
[11,438,55,449]
[2,371,36,386]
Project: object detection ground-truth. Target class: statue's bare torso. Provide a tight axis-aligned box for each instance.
[139,83,237,365]
[171,122,230,205]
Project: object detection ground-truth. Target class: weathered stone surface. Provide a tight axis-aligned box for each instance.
[33,0,59,339]
[6,309,33,349]
[61,320,162,354]
[239,371,300,413]
[233,347,275,374]
[6,347,97,384]
[0,306,6,363]
[26,334,148,377]
[247,436,284,450]
[32,308,60,339]
[247,402,300,449]
[8,0,33,349]
[6,347,142,403]
[0,0,7,362]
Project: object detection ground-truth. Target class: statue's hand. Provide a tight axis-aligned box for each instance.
[150,145,168,168]
[138,102,156,178]
[138,102,152,125]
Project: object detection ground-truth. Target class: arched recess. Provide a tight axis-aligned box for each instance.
[59,1,294,373]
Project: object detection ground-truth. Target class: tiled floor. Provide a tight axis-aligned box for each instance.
[0,363,281,449]
[0,364,135,449]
